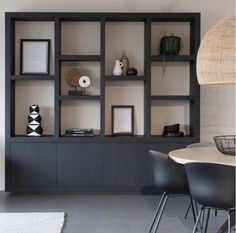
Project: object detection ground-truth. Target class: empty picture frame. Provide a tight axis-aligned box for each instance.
[112,105,134,136]
[20,39,50,74]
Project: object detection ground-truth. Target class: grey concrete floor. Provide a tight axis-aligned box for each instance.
[0,193,229,233]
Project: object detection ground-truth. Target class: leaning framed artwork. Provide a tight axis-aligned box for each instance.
[20,39,50,75]
[112,105,134,136]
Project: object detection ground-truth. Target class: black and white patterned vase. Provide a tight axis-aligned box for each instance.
[26,104,43,136]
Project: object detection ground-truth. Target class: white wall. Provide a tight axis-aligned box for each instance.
[0,0,235,190]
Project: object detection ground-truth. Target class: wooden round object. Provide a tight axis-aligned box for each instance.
[66,68,81,88]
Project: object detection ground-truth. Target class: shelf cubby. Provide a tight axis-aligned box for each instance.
[151,62,190,96]
[60,100,100,136]
[105,21,144,76]
[60,61,100,96]
[105,81,144,136]
[15,21,55,75]
[151,21,190,56]
[61,21,100,55]
[151,100,190,136]
[14,80,54,136]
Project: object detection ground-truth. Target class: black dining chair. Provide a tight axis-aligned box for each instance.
[149,150,196,233]
[185,163,235,233]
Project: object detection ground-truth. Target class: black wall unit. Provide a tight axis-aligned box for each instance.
[5,12,200,193]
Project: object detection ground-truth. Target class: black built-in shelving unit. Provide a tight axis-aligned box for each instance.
[5,12,200,193]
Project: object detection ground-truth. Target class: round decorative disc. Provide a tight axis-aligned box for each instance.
[79,76,91,88]
[66,68,81,88]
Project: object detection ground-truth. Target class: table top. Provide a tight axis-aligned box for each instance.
[169,146,236,167]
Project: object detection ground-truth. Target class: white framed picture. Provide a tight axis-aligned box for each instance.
[112,105,134,136]
[20,39,50,75]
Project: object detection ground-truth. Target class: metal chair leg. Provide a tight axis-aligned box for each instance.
[184,202,191,219]
[228,211,231,233]
[153,195,169,233]
[149,192,167,233]
[215,209,217,217]
[204,208,211,233]
[193,207,204,233]
[190,196,197,223]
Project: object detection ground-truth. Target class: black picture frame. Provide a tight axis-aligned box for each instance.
[20,39,50,75]
[112,105,134,136]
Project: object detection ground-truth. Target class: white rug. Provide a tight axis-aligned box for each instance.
[0,212,65,233]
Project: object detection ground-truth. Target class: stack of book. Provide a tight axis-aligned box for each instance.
[64,128,94,137]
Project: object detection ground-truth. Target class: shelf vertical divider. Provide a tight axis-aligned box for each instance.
[144,17,152,137]
[100,18,106,137]
[54,17,61,137]
[190,14,200,140]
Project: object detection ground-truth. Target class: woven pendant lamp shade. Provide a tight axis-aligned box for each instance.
[197,16,236,84]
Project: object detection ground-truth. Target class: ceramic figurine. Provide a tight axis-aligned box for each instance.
[120,51,129,75]
[112,60,123,76]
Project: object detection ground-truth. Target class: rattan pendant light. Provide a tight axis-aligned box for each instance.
[197,16,236,84]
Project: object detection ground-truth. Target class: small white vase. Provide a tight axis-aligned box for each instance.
[112,60,123,76]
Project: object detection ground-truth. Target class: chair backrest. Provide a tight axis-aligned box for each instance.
[149,150,188,194]
[187,143,215,148]
[185,163,235,209]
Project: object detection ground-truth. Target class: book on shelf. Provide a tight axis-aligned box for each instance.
[64,128,94,137]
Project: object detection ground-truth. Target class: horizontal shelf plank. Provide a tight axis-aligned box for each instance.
[151,95,191,101]
[59,55,101,61]
[7,135,198,143]
[10,75,54,80]
[151,55,196,62]
[104,75,146,81]
[59,95,100,101]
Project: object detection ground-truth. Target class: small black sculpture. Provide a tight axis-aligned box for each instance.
[163,123,184,137]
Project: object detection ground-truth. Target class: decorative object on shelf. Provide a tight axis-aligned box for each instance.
[26,104,43,136]
[67,68,83,96]
[214,135,236,156]
[197,16,236,84]
[112,60,123,76]
[120,51,129,75]
[78,75,91,96]
[159,34,182,55]
[159,34,183,81]
[20,39,50,75]
[112,105,134,136]
[127,68,138,76]
[162,123,184,137]
[64,128,94,137]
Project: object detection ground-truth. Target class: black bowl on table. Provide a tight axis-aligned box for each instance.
[214,135,236,156]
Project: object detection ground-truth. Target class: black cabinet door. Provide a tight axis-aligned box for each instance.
[10,143,57,186]
[57,143,102,186]
[102,143,149,186]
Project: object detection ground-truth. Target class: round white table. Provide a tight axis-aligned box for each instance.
[169,146,236,167]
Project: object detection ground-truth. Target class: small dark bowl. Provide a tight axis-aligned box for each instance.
[214,135,236,156]
[127,68,138,76]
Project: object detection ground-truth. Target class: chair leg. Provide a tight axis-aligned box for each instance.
[215,209,217,217]
[204,208,211,233]
[193,206,204,233]
[228,211,231,233]
[190,196,197,223]
[153,195,169,233]
[184,202,191,219]
[149,192,167,233]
